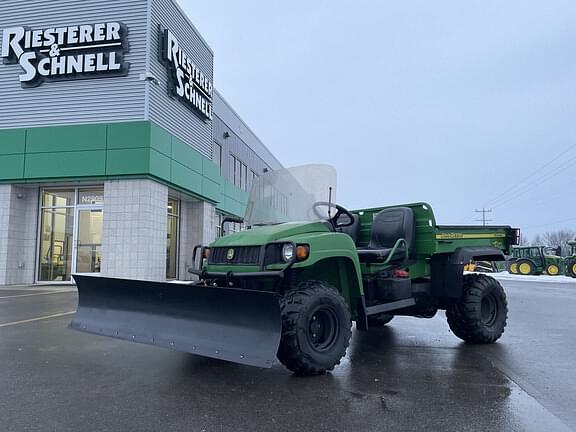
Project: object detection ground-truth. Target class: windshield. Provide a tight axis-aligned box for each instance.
[245,164,337,226]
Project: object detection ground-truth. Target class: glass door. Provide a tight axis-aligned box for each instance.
[38,190,75,282]
[73,207,103,274]
[38,206,74,282]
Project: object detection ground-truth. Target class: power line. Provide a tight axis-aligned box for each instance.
[475,208,492,226]
[482,142,576,208]
[489,153,576,209]
[522,217,576,230]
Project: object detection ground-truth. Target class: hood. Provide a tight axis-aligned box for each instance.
[211,221,330,247]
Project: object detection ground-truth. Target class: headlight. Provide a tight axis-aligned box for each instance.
[282,243,295,262]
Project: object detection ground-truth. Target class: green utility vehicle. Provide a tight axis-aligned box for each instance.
[72,165,520,375]
[566,241,576,278]
[507,246,564,276]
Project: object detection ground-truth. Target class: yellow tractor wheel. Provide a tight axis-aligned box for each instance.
[518,261,534,275]
[509,263,518,274]
[572,263,576,277]
[546,264,560,276]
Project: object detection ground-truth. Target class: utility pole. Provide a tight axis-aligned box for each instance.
[475,208,493,226]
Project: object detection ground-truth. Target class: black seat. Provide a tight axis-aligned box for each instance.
[337,214,360,245]
[357,207,415,263]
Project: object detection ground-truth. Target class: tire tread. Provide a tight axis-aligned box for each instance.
[277,280,352,375]
[446,274,508,344]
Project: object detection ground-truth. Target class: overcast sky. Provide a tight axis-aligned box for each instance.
[179,0,576,240]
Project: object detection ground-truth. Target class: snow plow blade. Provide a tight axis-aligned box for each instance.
[70,275,282,368]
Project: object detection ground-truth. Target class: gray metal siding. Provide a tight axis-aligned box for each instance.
[213,113,279,186]
[213,91,282,172]
[147,0,213,159]
[0,0,279,176]
[0,0,147,129]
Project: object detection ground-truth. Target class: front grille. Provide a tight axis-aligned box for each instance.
[209,246,261,265]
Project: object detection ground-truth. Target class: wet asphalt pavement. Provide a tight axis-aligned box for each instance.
[0,277,575,432]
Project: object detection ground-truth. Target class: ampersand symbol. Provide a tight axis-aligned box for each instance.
[49,44,60,57]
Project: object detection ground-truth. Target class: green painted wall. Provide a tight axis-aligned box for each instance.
[0,121,248,216]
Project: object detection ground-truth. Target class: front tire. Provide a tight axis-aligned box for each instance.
[446,274,508,344]
[277,280,352,375]
[545,263,560,276]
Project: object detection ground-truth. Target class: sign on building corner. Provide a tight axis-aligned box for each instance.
[160,28,213,122]
[1,23,129,87]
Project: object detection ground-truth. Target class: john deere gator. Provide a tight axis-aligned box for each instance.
[71,165,520,375]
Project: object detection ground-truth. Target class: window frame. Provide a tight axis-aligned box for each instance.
[166,197,181,280]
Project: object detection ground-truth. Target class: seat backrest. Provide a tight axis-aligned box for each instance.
[368,207,415,251]
[337,214,360,245]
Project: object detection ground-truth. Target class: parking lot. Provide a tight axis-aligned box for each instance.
[1,277,575,432]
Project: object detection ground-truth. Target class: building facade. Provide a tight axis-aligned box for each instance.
[0,0,281,285]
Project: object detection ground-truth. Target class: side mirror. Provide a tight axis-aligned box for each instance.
[335,213,353,228]
[221,216,244,236]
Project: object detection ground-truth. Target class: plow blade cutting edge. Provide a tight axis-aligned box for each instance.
[70,275,282,368]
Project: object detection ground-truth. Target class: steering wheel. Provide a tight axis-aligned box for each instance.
[312,202,355,227]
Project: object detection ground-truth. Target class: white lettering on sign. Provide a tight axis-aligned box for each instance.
[81,195,104,204]
[161,29,213,121]
[1,23,129,87]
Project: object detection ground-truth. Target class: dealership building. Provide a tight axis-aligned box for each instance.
[0,0,282,285]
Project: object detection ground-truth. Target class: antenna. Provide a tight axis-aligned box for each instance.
[328,187,333,218]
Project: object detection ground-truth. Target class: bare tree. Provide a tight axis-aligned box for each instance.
[519,234,530,246]
[531,234,543,246]
[538,229,575,256]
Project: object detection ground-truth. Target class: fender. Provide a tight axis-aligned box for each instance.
[449,247,505,264]
[431,247,504,300]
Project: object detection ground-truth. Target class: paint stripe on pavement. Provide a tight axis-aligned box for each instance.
[0,311,76,328]
[0,290,76,299]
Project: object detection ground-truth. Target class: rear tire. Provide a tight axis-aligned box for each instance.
[277,280,352,375]
[368,313,394,328]
[507,261,518,274]
[446,274,508,344]
[517,259,536,275]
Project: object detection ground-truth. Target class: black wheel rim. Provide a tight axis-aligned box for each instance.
[480,294,498,327]
[307,306,339,352]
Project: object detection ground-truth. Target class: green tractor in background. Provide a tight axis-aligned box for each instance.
[566,241,576,278]
[507,246,564,276]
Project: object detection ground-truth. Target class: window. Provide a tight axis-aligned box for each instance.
[215,214,223,238]
[232,155,240,186]
[230,222,245,233]
[230,155,249,191]
[213,143,222,174]
[249,170,258,190]
[215,214,247,237]
[42,190,75,207]
[78,189,104,205]
[241,163,247,191]
[166,198,180,279]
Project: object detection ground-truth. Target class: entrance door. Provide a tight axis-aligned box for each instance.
[72,207,103,274]
[38,206,74,282]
